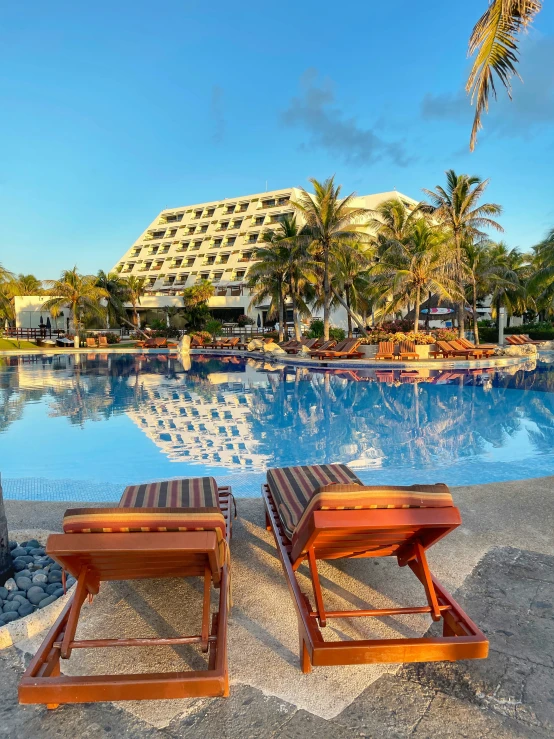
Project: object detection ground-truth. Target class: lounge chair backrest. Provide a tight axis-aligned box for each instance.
[377,341,394,355]
[98,336,108,346]
[315,340,337,351]
[507,335,525,345]
[400,340,416,353]
[447,340,467,351]
[303,338,319,349]
[457,338,474,349]
[226,337,239,347]
[191,337,203,347]
[342,338,362,353]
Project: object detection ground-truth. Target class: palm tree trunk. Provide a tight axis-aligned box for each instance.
[413,285,421,334]
[290,282,301,341]
[278,286,285,343]
[0,478,13,583]
[424,290,431,331]
[472,280,480,344]
[345,286,353,338]
[454,229,465,337]
[330,288,369,337]
[323,245,331,342]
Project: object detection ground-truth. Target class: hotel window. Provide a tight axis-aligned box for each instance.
[212,272,223,282]
[247,234,258,244]
[224,204,235,214]
[213,238,223,248]
[194,210,202,219]
[235,270,246,280]
[231,219,242,229]
[206,208,215,217]
[238,202,249,212]
[199,225,208,233]
[167,229,177,237]
[218,254,230,265]
[277,196,290,206]
[262,198,276,208]
[200,272,210,280]
[218,222,229,231]
[193,240,202,250]
[226,237,236,246]
[254,216,264,226]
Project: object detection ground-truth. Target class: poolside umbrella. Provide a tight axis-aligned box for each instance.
[46,316,51,337]
[257,313,261,328]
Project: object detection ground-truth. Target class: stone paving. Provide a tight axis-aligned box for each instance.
[2,481,554,738]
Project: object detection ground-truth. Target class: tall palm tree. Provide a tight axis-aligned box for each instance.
[43,267,108,335]
[96,270,129,329]
[423,170,503,336]
[247,238,290,341]
[331,244,372,337]
[467,1,542,151]
[9,274,43,295]
[526,227,554,320]
[487,241,530,327]
[369,198,422,246]
[122,275,147,328]
[371,220,457,332]
[291,177,370,341]
[462,238,498,344]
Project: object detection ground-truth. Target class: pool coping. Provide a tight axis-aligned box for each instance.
[0,346,538,370]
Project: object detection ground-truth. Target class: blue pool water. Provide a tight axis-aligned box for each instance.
[1,352,554,500]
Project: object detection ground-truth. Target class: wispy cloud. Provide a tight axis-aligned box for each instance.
[210,85,225,144]
[282,69,413,167]
[421,35,554,140]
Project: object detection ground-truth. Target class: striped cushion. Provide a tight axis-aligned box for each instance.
[119,477,219,508]
[267,464,454,541]
[62,508,225,536]
[267,464,363,539]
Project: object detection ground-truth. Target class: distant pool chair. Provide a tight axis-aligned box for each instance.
[375,341,396,360]
[19,477,234,706]
[310,338,363,360]
[98,335,109,348]
[263,464,488,673]
[398,340,419,360]
[85,338,97,348]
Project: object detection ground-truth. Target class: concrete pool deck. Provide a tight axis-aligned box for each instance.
[2,475,554,737]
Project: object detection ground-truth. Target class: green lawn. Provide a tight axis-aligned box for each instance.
[0,338,40,351]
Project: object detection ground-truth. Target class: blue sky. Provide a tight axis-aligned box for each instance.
[1,1,553,278]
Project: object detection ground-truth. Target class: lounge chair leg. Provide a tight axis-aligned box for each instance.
[201,567,211,653]
[307,547,327,628]
[60,567,91,659]
[265,509,271,531]
[412,541,442,622]
[300,635,311,674]
[46,704,60,710]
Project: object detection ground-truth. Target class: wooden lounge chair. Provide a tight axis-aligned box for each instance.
[429,340,457,359]
[400,370,421,383]
[375,369,395,383]
[86,338,97,348]
[191,336,205,348]
[505,335,526,346]
[398,340,419,360]
[19,477,233,706]
[447,340,488,359]
[136,337,174,349]
[456,338,495,356]
[310,338,363,360]
[285,338,320,354]
[375,341,395,360]
[98,335,109,348]
[262,464,488,673]
[519,334,543,345]
[308,340,336,355]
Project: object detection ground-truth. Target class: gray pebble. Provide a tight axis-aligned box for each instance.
[32,574,48,585]
[29,548,45,557]
[16,569,32,579]
[8,541,18,550]
[66,577,76,588]
[13,560,28,572]
[14,556,33,566]
[47,571,63,584]
[6,591,25,601]
[10,547,28,558]
[26,539,41,549]
[49,563,62,571]
[51,588,65,599]
[4,578,17,592]
[27,587,46,606]
[15,577,33,591]
[11,595,29,606]
[0,587,7,600]
[3,603,19,613]
[38,595,57,609]
[18,603,35,617]
[31,569,48,578]
[2,612,19,623]
[45,583,63,595]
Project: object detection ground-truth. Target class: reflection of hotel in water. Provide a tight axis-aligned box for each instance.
[126,367,270,470]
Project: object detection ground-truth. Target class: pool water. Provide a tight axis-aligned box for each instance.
[1,353,554,500]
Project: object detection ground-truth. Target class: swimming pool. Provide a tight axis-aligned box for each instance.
[1,352,554,500]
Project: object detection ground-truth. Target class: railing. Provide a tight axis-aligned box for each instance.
[6,327,64,340]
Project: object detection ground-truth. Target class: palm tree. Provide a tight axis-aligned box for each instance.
[9,274,43,295]
[43,267,108,335]
[96,270,129,329]
[467,1,542,151]
[122,275,147,328]
[527,228,554,320]
[331,245,373,337]
[423,170,503,336]
[247,238,290,341]
[369,198,422,245]
[291,177,370,341]
[371,220,457,332]
[487,241,530,327]
[462,238,498,344]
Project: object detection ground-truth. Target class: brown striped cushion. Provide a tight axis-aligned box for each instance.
[267,464,363,539]
[62,508,225,535]
[291,482,453,552]
[119,477,219,508]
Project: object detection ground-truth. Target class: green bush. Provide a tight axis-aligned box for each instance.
[307,320,345,341]
[205,319,223,337]
[506,322,554,340]
[477,327,499,343]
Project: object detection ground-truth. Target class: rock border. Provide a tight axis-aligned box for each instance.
[0,529,75,650]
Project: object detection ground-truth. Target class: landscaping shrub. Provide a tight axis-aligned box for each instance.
[237,314,254,327]
[307,320,345,340]
[205,319,223,337]
[329,327,346,341]
[103,332,120,345]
